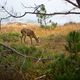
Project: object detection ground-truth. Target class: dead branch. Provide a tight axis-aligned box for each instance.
[21,2,35,9]
[36,57,42,63]
[0,43,32,58]
[76,0,80,8]
[65,0,79,8]
[34,75,46,80]
[21,2,42,13]
[0,43,54,62]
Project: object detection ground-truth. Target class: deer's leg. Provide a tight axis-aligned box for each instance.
[29,36,32,45]
[21,34,23,43]
[24,36,26,43]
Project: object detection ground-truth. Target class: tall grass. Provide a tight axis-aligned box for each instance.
[0,32,20,42]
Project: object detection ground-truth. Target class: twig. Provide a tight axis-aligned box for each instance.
[65,0,79,8]
[36,57,42,63]
[34,75,46,80]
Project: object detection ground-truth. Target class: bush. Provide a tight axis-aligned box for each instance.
[65,31,80,55]
[11,44,42,57]
[0,32,20,42]
[46,54,80,80]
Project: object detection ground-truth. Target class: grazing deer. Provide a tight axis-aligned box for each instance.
[20,28,39,44]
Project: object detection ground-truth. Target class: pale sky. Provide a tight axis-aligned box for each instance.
[0,0,80,25]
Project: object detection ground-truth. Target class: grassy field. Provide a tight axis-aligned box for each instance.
[0,22,80,80]
[1,22,80,53]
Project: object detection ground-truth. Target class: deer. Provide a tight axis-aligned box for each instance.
[20,28,39,44]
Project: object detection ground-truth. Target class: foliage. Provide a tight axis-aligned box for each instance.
[11,44,41,57]
[0,32,20,42]
[1,47,80,80]
[1,31,80,80]
[40,21,57,29]
[65,31,80,55]
[36,4,47,26]
[51,22,57,28]
[46,54,80,80]
[10,43,53,58]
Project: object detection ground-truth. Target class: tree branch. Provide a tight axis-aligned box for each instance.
[20,2,35,9]
[34,75,46,80]
[65,0,79,8]
[1,6,80,19]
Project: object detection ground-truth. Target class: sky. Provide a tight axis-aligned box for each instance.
[0,0,80,25]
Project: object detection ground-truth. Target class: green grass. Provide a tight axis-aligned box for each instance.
[0,32,80,80]
[0,32,20,42]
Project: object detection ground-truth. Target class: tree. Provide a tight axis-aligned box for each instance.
[35,4,47,26]
[1,0,80,27]
[65,31,80,56]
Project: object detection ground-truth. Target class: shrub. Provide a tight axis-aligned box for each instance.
[10,44,42,57]
[46,54,80,80]
[65,31,80,55]
[0,32,20,42]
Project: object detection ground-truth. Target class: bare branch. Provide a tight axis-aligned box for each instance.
[4,0,7,7]
[21,2,35,9]
[76,0,80,7]
[2,6,80,19]
[33,4,42,12]
[34,75,46,80]
[0,0,7,8]
[21,2,42,13]
[65,0,79,8]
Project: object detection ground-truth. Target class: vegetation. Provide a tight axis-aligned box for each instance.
[41,22,57,29]
[0,32,20,42]
[46,54,80,80]
[36,4,47,26]
[0,24,80,80]
[65,31,80,55]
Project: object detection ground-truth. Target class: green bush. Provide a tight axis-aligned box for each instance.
[1,50,80,80]
[11,44,42,57]
[46,54,80,80]
[0,32,20,42]
[65,31,80,55]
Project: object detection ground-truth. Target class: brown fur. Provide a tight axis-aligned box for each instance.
[21,28,39,44]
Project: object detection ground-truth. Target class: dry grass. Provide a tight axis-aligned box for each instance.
[1,22,80,53]
[0,22,80,80]
[1,22,80,37]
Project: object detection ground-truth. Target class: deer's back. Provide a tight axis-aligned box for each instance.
[21,28,35,36]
